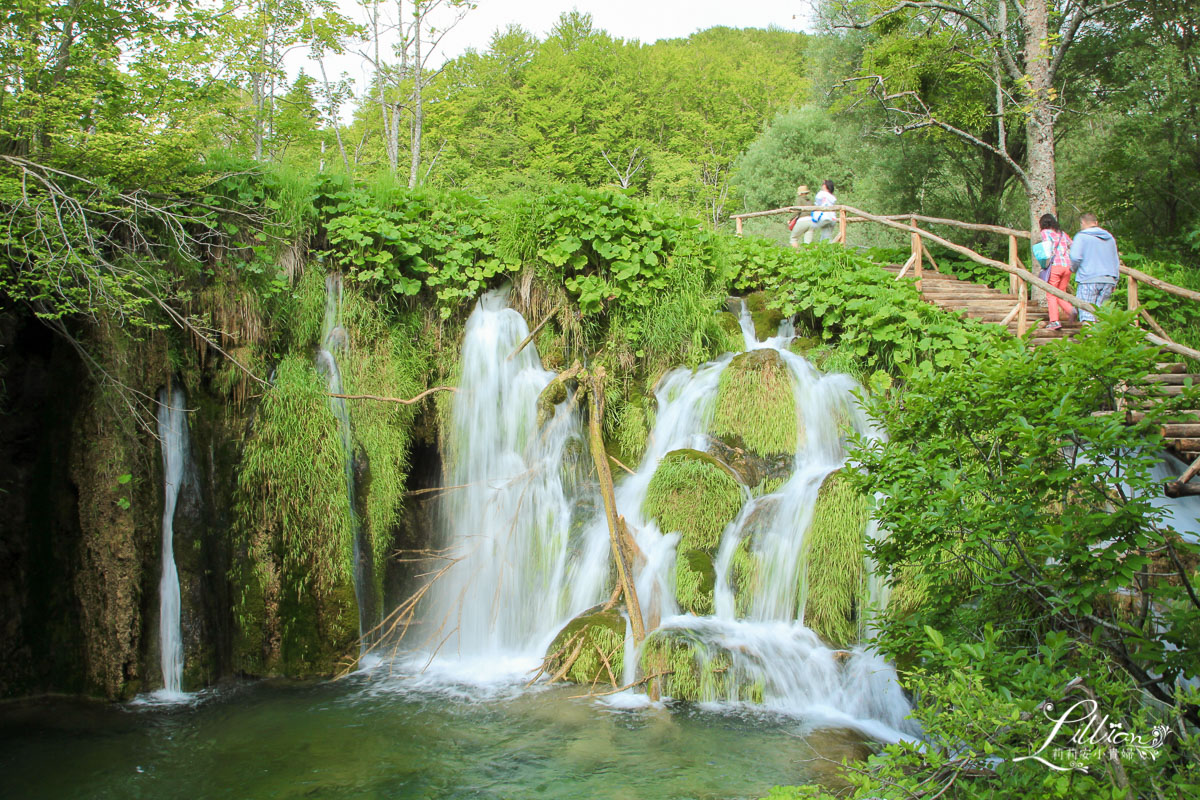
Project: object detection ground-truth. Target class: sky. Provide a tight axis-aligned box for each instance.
[304,1,816,104]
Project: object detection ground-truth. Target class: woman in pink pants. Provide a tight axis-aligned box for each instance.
[1039,213,1074,330]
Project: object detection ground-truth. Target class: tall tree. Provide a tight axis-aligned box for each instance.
[829,0,1129,232]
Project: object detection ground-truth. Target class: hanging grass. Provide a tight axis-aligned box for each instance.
[799,470,869,648]
[643,449,744,552]
[710,348,800,459]
[340,293,433,589]
[638,629,765,702]
[232,355,356,673]
[675,549,717,616]
[731,536,759,618]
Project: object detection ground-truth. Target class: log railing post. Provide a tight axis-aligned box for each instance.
[910,216,923,292]
[1009,235,1028,336]
[1128,276,1139,312]
[735,216,743,237]
[837,208,847,244]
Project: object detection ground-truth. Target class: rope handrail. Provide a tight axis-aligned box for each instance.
[731,204,1200,305]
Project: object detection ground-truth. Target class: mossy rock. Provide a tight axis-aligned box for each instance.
[710,349,801,460]
[545,606,625,686]
[705,434,792,488]
[743,291,785,341]
[788,336,820,355]
[800,470,869,649]
[714,311,745,353]
[643,449,743,553]
[639,628,764,703]
[536,374,570,429]
[675,549,716,616]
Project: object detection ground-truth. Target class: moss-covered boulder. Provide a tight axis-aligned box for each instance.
[639,628,764,703]
[643,449,744,616]
[743,291,785,341]
[800,470,869,649]
[544,605,625,686]
[643,449,742,551]
[710,349,801,460]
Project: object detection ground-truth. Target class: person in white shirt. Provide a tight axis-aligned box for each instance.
[789,180,838,247]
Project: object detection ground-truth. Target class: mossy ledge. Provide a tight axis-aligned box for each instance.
[800,469,869,649]
[710,348,801,459]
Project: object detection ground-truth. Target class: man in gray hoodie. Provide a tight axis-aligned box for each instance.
[1069,212,1120,323]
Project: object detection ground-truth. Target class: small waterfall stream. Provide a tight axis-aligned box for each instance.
[409,291,911,738]
[156,386,188,697]
[317,273,372,643]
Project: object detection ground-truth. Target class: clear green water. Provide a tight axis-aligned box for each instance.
[0,678,868,800]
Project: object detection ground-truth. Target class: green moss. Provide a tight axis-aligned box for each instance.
[743,291,785,340]
[800,470,869,648]
[788,336,820,355]
[675,549,716,616]
[731,536,759,618]
[611,391,652,467]
[714,311,745,353]
[545,607,626,686]
[710,349,800,459]
[643,449,743,552]
[751,476,786,498]
[639,629,735,702]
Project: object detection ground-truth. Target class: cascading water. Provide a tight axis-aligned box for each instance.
[418,289,607,679]
[156,386,188,697]
[317,273,373,642]
[407,291,911,739]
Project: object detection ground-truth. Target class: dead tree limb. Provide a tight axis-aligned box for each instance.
[508,304,562,361]
[331,386,457,404]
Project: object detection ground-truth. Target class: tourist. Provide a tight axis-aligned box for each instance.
[1069,212,1121,324]
[1036,213,1074,330]
[789,180,838,247]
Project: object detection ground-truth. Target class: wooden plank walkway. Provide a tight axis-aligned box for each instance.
[883,263,1200,493]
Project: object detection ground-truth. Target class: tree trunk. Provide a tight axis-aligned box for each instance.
[408,12,423,189]
[1023,0,1057,233]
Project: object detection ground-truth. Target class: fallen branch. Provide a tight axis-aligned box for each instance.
[331,386,457,404]
[508,304,562,361]
[569,670,673,699]
[609,454,636,475]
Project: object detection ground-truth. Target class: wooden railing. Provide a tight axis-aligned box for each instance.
[731,204,1200,363]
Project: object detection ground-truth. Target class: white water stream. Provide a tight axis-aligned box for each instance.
[409,291,913,739]
[156,386,188,698]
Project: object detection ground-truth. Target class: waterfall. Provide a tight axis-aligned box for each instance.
[317,273,372,642]
[156,386,188,697]
[419,289,605,678]
[406,291,911,738]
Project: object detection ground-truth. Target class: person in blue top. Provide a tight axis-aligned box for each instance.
[1069,212,1121,324]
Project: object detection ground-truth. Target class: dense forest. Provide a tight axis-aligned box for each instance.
[2,1,1199,798]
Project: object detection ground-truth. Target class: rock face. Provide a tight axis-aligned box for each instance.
[704,435,792,488]
[642,449,743,615]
